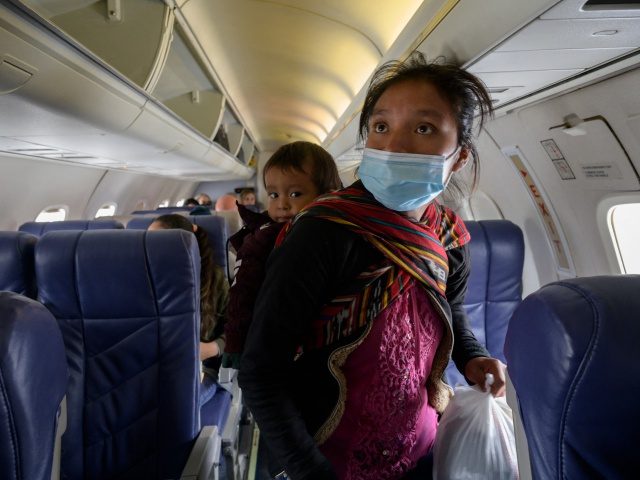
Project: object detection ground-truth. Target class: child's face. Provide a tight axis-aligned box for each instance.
[264,164,319,222]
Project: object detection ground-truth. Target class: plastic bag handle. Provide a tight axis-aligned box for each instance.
[484,373,494,393]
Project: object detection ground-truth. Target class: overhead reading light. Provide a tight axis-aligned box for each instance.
[562,113,587,136]
[592,29,619,36]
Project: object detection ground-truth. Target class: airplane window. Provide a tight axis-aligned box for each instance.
[35,206,67,222]
[95,203,117,218]
[176,199,186,207]
[158,199,170,208]
[609,203,640,273]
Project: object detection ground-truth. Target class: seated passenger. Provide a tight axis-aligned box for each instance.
[238,188,259,212]
[196,193,213,207]
[221,141,342,369]
[148,214,228,388]
[238,54,506,480]
[215,193,238,212]
[185,197,200,207]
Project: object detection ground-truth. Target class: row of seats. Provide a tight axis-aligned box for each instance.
[0,229,236,479]
[17,216,229,274]
[6,217,637,478]
[1,218,524,479]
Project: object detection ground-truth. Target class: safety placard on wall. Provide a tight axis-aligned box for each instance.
[546,118,639,190]
[540,139,576,180]
[503,146,574,273]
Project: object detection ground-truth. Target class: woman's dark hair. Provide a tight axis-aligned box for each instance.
[184,197,199,207]
[359,52,494,198]
[152,214,223,340]
[263,141,342,193]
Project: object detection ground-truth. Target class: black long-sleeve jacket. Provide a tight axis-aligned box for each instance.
[238,216,489,480]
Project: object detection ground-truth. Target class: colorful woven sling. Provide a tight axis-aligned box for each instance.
[276,182,470,349]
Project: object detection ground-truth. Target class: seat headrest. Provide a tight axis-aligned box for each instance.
[505,275,640,479]
[126,216,227,270]
[0,231,37,298]
[0,291,67,480]
[19,220,124,236]
[36,229,200,319]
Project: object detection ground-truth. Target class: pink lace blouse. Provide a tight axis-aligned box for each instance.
[320,284,444,480]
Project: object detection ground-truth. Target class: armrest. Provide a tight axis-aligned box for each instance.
[180,426,222,480]
[506,370,532,480]
[51,396,67,480]
[221,377,242,445]
[218,367,238,386]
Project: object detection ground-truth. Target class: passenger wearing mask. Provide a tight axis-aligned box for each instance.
[222,141,342,369]
[239,53,506,480]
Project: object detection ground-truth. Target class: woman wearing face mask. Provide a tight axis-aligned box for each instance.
[238,52,505,480]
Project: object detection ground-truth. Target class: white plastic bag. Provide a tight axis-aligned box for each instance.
[433,375,518,480]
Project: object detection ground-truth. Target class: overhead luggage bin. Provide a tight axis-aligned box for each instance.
[19,0,175,91]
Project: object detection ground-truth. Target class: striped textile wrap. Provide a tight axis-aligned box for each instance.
[275,181,470,350]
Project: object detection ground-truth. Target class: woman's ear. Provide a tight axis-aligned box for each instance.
[192,224,198,233]
[451,148,470,173]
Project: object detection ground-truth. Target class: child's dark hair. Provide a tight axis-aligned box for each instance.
[359,52,494,198]
[152,214,218,340]
[263,141,342,193]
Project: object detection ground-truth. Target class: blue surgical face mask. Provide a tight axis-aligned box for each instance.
[358,147,459,212]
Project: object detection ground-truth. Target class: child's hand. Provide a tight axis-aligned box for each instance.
[464,357,506,396]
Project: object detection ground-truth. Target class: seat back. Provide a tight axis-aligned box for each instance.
[445,220,525,386]
[0,232,37,298]
[0,291,68,480]
[505,275,640,480]
[19,220,124,236]
[36,229,202,479]
[126,215,228,271]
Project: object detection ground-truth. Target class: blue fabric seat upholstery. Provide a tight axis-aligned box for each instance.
[126,215,228,272]
[0,232,37,298]
[0,291,68,480]
[445,220,525,387]
[505,275,640,479]
[35,229,204,479]
[19,219,123,236]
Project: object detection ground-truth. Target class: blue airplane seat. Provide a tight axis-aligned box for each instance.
[504,275,640,480]
[35,229,224,479]
[0,291,68,480]
[0,231,37,298]
[126,215,228,272]
[19,219,124,236]
[444,220,525,387]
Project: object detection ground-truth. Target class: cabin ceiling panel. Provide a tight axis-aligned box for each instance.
[461,0,640,108]
[178,0,423,151]
[470,47,635,73]
[496,18,640,51]
[541,0,640,19]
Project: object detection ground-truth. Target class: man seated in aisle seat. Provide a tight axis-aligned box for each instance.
[215,193,238,211]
